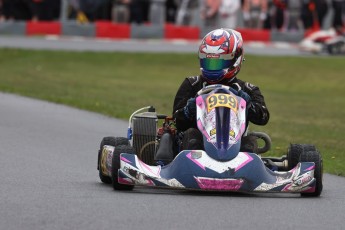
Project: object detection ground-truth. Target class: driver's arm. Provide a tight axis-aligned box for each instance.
[172,78,199,131]
[243,83,270,126]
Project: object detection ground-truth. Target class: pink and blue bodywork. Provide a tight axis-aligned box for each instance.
[115,86,316,193]
[117,150,316,193]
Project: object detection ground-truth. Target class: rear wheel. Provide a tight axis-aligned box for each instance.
[287,144,316,170]
[111,145,135,191]
[98,137,130,184]
[300,150,323,197]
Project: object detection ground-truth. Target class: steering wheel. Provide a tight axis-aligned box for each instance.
[247,132,272,154]
[196,84,233,96]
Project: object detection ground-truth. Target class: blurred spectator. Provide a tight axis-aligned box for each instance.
[112,0,130,23]
[301,0,313,29]
[68,0,112,23]
[175,0,188,25]
[200,0,221,27]
[31,0,61,21]
[166,0,177,23]
[314,0,329,29]
[96,0,112,20]
[331,0,344,29]
[66,0,83,23]
[175,0,199,26]
[0,0,340,36]
[0,0,60,22]
[79,0,111,21]
[67,0,89,23]
[219,0,241,29]
[1,0,32,21]
[270,0,286,30]
[286,0,302,31]
[243,0,268,29]
[270,0,302,31]
[0,0,3,21]
[0,0,5,21]
[301,0,329,30]
[129,0,150,24]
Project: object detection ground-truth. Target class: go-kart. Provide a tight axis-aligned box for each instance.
[299,28,345,55]
[97,85,323,197]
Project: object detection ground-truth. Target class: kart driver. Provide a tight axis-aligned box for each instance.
[172,28,270,153]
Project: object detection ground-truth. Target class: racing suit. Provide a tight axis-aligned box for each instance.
[172,75,270,152]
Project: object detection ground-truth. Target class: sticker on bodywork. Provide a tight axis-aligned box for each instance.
[206,93,238,113]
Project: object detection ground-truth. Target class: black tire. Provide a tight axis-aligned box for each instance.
[300,150,323,197]
[287,144,316,170]
[98,137,130,184]
[327,42,344,55]
[327,44,334,54]
[111,145,135,191]
[99,136,130,149]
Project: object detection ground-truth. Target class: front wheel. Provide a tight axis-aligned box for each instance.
[300,150,323,197]
[111,145,135,191]
[98,137,130,184]
[287,144,316,170]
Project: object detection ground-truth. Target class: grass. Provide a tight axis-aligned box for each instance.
[0,48,344,176]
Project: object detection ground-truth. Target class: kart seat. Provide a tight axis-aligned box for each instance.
[154,133,174,165]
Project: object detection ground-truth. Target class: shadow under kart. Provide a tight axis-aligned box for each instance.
[97,85,323,197]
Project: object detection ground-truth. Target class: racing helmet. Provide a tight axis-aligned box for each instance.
[198,28,244,83]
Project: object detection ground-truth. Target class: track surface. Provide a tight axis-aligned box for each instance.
[1,92,345,230]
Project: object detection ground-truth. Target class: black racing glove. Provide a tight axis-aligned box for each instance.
[183,98,196,120]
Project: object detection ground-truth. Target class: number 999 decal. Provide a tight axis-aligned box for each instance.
[206,93,238,113]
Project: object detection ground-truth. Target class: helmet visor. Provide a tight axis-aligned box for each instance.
[200,58,233,71]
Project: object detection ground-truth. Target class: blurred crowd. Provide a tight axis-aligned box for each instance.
[0,0,344,31]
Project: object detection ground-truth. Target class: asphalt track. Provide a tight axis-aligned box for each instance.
[1,37,344,230]
[1,92,345,230]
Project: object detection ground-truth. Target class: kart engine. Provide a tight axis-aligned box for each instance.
[132,111,158,164]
